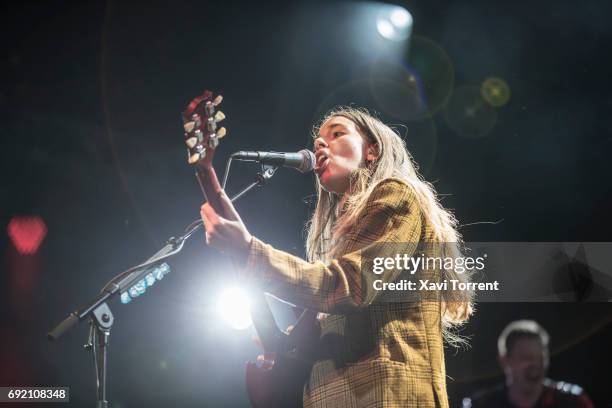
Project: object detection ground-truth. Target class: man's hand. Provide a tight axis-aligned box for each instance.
[200,191,252,260]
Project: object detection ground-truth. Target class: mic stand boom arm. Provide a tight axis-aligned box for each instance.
[47,163,279,408]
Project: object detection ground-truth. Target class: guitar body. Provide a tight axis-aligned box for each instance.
[245,300,320,408]
[245,352,312,408]
[182,90,318,407]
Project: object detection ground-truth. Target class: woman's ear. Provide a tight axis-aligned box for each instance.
[366,143,380,163]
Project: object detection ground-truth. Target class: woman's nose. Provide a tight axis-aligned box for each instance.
[314,137,328,150]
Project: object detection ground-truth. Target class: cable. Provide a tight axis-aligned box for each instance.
[222,157,233,189]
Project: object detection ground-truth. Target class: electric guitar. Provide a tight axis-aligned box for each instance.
[182,91,319,407]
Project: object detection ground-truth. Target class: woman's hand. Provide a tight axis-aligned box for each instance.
[200,191,253,261]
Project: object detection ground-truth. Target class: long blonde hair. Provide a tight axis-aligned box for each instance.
[305,107,473,329]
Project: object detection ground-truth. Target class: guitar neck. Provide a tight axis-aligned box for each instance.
[195,163,225,217]
[193,157,288,352]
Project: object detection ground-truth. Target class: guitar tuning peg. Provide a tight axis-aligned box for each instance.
[213,95,223,106]
[184,121,196,133]
[214,111,226,122]
[185,136,198,149]
[188,148,206,164]
[216,127,227,139]
[188,153,199,164]
[208,137,219,149]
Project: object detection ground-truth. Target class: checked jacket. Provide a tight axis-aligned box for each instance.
[242,178,449,408]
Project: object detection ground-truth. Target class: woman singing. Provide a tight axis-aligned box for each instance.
[200,107,473,407]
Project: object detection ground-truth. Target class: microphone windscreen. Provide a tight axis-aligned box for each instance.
[298,149,316,173]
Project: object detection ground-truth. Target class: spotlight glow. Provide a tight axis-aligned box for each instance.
[376,20,395,39]
[390,8,411,28]
[377,6,412,41]
[217,287,252,330]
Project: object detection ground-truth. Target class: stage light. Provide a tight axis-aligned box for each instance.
[376,5,412,41]
[217,287,252,330]
[390,7,411,28]
[377,20,395,39]
[7,216,47,255]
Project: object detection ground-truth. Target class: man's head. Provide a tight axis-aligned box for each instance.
[498,320,550,393]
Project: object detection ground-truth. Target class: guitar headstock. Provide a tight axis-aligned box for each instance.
[182,90,227,167]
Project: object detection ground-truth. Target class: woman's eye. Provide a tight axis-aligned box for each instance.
[333,131,343,138]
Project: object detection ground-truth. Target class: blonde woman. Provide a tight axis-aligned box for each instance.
[201,107,473,407]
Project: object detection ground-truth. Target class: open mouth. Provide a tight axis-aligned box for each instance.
[315,155,330,175]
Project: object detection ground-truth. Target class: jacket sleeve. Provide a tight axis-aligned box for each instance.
[240,178,422,313]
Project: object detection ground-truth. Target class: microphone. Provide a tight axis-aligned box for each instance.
[231,149,315,173]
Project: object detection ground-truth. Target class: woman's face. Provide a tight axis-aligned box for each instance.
[313,116,376,195]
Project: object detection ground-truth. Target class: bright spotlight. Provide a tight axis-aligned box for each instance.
[217,287,252,330]
[376,20,395,39]
[377,5,412,41]
[390,8,411,28]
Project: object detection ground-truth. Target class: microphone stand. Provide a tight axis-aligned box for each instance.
[48,163,279,408]
[231,164,277,201]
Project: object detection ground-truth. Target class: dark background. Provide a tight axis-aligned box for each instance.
[1,0,611,407]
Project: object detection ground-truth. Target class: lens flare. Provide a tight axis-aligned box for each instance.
[481,77,511,107]
[444,86,498,139]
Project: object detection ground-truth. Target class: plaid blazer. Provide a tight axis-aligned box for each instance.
[242,178,448,408]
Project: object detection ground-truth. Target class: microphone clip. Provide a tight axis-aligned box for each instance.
[255,165,278,185]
